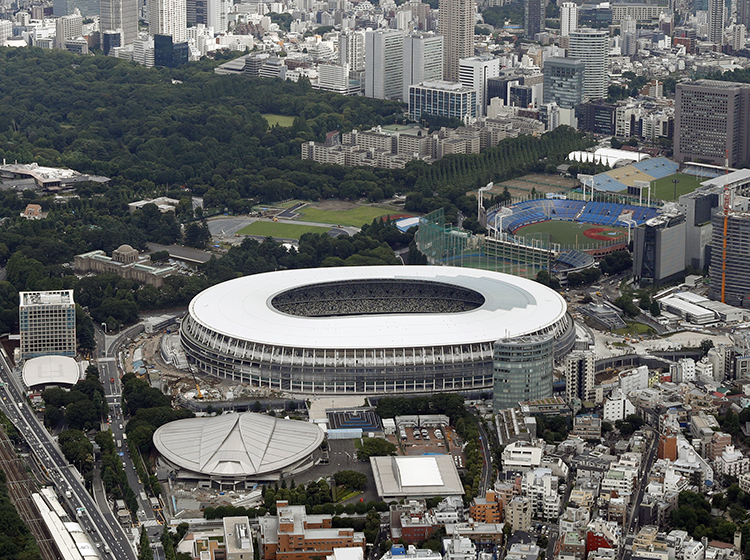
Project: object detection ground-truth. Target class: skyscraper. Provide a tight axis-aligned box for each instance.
[543,57,585,108]
[708,0,725,43]
[340,30,366,72]
[459,55,500,116]
[365,29,405,100]
[674,80,750,167]
[439,0,475,81]
[100,0,138,45]
[19,291,76,360]
[709,203,750,307]
[53,0,98,17]
[524,0,545,37]
[55,11,82,48]
[565,350,595,406]
[149,0,187,42]
[633,211,687,285]
[403,32,444,101]
[567,28,609,100]
[492,334,553,412]
[560,2,578,36]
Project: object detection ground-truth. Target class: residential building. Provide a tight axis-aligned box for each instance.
[380,545,440,560]
[543,58,585,109]
[100,0,137,45]
[469,490,502,523]
[714,445,750,477]
[443,536,477,560]
[408,81,477,122]
[438,0,474,81]
[260,501,365,560]
[708,432,732,461]
[708,0,725,43]
[525,0,545,37]
[19,290,76,360]
[565,350,595,405]
[493,334,554,412]
[340,30,366,72]
[365,29,405,100]
[708,205,750,307]
[561,2,578,36]
[502,441,544,471]
[567,29,609,100]
[571,416,602,439]
[633,211,687,285]
[506,496,533,533]
[522,467,561,519]
[739,471,750,492]
[459,56,500,117]
[55,11,82,49]
[403,32,444,101]
[149,0,187,42]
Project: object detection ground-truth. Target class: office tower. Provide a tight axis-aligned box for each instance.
[340,30,365,72]
[365,29,405,100]
[487,75,518,106]
[565,350,595,406]
[409,81,476,121]
[439,0,475,81]
[206,0,229,33]
[543,57,585,108]
[187,0,207,26]
[740,0,750,28]
[149,0,187,42]
[708,0,724,43]
[633,211,687,285]
[100,0,137,45]
[55,11,82,48]
[509,84,533,107]
[19,290,76,360]
[102,29,121,54]
[524,0,545,37]
[0,20,11,41]
[731,24,746,50]
[567,28,608,100]
[53,0,98,17]
[560,1,578,36]
[492,334,553,412]
[674,80,750,167]
[403,32,443,101]
[459,55,500,116]
[709,204,750,307]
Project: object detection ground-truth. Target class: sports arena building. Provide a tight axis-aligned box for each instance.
[179,266,575,396]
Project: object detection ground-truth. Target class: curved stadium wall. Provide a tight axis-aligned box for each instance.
[179,266,576,395]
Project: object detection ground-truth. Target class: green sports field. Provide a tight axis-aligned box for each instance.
[650,173,704,201]
[515,220,628,249]
[237,221,330,238]
[262,114,296,127]
[298,205,398,227]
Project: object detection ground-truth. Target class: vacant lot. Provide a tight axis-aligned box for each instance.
[299,203,400,227]
[262,113,296,127]
[237,220,330,238]
[650,173,703,201]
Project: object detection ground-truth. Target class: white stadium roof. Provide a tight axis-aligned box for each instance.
[370,455,464,499]
[22,356,80,388]
[187,266,566,350]
[152,412,324,478]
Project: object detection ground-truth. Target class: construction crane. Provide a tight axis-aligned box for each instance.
[190,368,203,399]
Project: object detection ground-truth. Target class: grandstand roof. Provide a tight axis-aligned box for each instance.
[591,157,679,192]
[22,356,80,388]
[187,266,567,350]
[152,412,324,478]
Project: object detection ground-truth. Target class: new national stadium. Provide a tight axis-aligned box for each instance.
[179,266,575,395]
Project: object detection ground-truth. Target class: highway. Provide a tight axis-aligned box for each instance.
[0,348,136,560]
[95,324,166,560]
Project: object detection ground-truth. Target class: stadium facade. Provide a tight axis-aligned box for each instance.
[180,266,575,395]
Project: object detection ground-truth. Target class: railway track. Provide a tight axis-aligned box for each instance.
[0,428,60,560]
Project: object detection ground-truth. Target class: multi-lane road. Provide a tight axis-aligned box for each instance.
[0,348,136,560]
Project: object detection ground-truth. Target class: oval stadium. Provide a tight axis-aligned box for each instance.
[179,266,575,395]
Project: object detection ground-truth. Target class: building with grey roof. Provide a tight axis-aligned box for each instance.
[369,455,464,500]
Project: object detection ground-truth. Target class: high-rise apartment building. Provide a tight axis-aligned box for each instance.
[459,55,500,116]
[149,0,187,42]
[365,29,405,100]
[567,28,609,100]
[709,204,750,307]
[560,2,578,36]
[403,32,444,101]
[53,0,98,17]
[100,0,137,45]
[340,30,366,72]
[19,291,76,360]
[565,350,595,405]
[674,80,750,167]
[492,334,554,413]
[439,0,475,81]
[543,57,585,108]
[633,211,687,285]
[524,0,545,37]
[55,11,82,48]
[506,497,533,533]
[206,0,230,33]
[708,0,725,43]
[409,81,477,121]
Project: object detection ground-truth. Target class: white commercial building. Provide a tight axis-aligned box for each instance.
[521,467,560,519]
[620,366,649,395]
[603,388,636,421]
[560,2,578,36]
[459,56,500,117]
[715,445,750,477]
[502,441,544,471]
[403,32,444,101]
[149,0,187,42]
[340,30,365,72]
[19,290,76,360]
[365,29,405,100]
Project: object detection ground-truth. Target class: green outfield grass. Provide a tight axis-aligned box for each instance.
[299,205,398,227]
[515,220,627,248]
[650,173,704,201]
[262,114,296,127]
[237,221,330,238]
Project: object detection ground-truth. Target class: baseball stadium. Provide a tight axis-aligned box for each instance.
[179,266,576,395]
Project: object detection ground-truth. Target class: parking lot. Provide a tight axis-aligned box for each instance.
[386,425,466,469]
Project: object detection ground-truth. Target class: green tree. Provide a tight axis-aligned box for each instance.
[357,438,397,461]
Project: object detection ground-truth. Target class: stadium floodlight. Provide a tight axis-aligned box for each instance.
[477,182,494,221]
